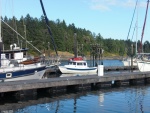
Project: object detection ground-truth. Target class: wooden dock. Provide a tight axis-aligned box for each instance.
[104,66,138,71]
[0,71,150,93]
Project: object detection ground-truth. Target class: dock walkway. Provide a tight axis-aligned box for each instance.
[0,71,150,93]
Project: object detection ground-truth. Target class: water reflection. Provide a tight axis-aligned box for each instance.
[99,93,104,106]
[0,85,150,113]
[125,85,148,113]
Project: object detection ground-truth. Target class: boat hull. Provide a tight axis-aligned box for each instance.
[137,61,150,72]
[0,65,46,82]
[59,66,97,74]
[122,60,137,66]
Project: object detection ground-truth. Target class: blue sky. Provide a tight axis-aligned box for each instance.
[1,0,150,43]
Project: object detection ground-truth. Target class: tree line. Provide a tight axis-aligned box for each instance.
[1,14,150,57]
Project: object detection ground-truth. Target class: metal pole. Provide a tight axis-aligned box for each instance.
[131,44,133,72]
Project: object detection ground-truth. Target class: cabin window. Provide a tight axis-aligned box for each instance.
[77,63,83,65]
[73,62,76,65]
[5,54,9,59]
[10,53,14,59]
[84,63,86,66]
[69,62,72,65]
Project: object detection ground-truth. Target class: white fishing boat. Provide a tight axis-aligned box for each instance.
[0,35,47,82]
[0,43,46,82]
[58,57,97,74]
[0,7,46,82]
[0,43,46,83]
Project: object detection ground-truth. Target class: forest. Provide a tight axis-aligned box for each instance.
[1,14,150,57]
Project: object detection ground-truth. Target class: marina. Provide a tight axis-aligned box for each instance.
[0,0,150,112]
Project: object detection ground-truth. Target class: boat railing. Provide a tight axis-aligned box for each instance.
[45,55,61,66]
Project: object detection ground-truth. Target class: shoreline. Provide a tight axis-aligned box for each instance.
[45,55,123,61]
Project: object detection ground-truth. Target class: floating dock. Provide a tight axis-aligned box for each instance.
[0,71,150,93]
[104,66,138,71]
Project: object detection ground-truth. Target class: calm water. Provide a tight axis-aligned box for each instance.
[2,85,150,113]
[1,59,150,113]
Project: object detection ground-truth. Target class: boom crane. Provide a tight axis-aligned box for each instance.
[140,0,149,53]
[39,0,58,56]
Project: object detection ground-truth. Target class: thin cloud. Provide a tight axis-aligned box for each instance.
[90,0,117,11]
[91,4,110,11]
[88,0,147,11]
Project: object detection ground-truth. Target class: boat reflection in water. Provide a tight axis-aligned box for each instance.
[0,84,150,113]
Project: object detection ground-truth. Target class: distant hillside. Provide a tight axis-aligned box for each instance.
[2,14,150,57]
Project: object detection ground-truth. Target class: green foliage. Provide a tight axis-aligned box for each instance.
[1,15,150,57]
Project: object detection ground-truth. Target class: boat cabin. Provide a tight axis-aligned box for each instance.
[1,44,28,67]
[68,61,88,67]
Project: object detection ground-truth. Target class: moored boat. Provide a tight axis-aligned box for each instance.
[137,60,150,72]
[122,57,137,66]
[0,13,46,82]
[0,49,46,82]
[0,42,46,82]
[58,57,97,74]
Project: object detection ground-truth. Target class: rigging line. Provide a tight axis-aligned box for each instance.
[1,18,42,54]
[131,24,136,41]
[126,0,138,40]
[11,0,20,46]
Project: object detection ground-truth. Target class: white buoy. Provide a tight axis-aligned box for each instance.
[98,65,104,76]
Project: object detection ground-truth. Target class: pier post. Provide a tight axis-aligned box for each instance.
[98,65,104,76]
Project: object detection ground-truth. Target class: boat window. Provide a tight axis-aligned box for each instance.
[11,53,14,59]
[84,63,86,66]
[73,62,76,65]
[69,62,73,65]
[6,54,10,59]
[77,63,83,65]
[6,73,12,78]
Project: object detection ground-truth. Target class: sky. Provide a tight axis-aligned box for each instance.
[1,0,150,43]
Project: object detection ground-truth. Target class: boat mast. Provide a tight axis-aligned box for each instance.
[74,33,78,57]
[39,0,58,57]
[0,0,2,67]
[136,1,138,55]
[140,0,149,53]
